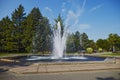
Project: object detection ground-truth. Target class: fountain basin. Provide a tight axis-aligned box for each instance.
[9,57,118,74]
[26,55,106,62]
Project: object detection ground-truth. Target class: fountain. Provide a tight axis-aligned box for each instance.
[52,21,67,59]
[27,21,89,61]
[26,21,105,62]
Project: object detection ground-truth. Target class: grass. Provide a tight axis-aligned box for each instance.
[0,53,30,57]
[0,52,50,57]
[0,52,120,57]
[100,52,120,57]
[0,53,11,56]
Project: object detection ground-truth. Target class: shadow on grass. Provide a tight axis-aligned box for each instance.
[0,68,8,73]
[0,56,35,67]
[0,60,33,67]
[0,57,34,69]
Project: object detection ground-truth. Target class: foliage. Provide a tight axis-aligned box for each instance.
[86,47,93,54]
[74,31,81,52]
[11,4,26,52]
[108,33,120,52]
[96,39,110,51]
[96,34,120,52]
[66,33,76,53]
[66,31,95,53]
[81,33,89,49]
[98,48,103,52]
[0,5,52,54]
[0,16,17,52]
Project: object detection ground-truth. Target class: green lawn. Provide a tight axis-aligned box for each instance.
[0,53,30,57]
[100,52,120,57]
[0,52,50,57]
[0,52,120,57]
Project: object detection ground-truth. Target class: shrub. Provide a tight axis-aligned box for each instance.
[87,48,93,54]
[98,48,103,52]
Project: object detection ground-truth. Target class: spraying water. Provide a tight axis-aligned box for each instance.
[27,19,88,61]
[52,21,67,59]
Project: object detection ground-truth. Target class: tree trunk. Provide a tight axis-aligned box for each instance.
[112,45,116,53]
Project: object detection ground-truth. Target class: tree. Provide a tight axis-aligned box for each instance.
[54,14,64,37]
[0,16,16,52]
[96,39,110,51]
[26,7,44,54]
[26,7,52,54]
[11,4,26,52]
[81,33,89,49]
[108,34,120,52]
[74,31,81,52]
[23,7,43,53]
[66,32,93,53]
[35,17,52,54]
[87,40,96,50]
[42,17,52,52]
[66,33,76,53]
[66,33,75,53]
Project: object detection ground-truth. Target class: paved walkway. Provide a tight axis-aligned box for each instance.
[0,69,120,80]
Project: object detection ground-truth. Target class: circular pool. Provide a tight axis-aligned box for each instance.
[25,55,106,62]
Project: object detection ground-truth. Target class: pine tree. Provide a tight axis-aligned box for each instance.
[66,33,76,53]
[74,31,81,52]
[0,16,16,52]
[11,4,26,52]
[54,14,64,37]
[81,33,89,49]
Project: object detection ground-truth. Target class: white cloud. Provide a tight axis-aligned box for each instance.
[44,7,52,12]
[90,4,103,12]
[64,8,91,31]
[65,9,83,28]
[44,7,54,24]
[64,0,87,31]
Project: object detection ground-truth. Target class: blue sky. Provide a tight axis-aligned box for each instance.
[0,0,120,41]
